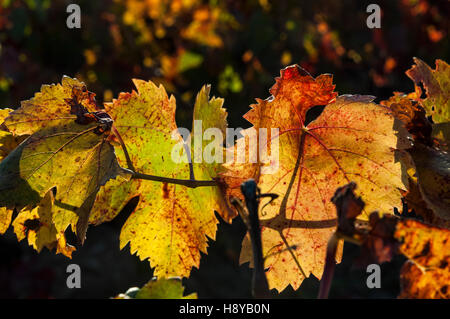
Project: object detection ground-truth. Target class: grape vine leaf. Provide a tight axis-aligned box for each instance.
[407,144,450,221]
[1,108,19,161]
[191,84,234,222]
[2,76,98,136]
[404,60,450,220]
[406,58,449,124]
[406,58,450,147]
[0,108,10,122]
[401,173,450,229]
[1,108,28,164]
[97,81,229,278]
[0,207,12,235]
[0,108,18,234]
[115,277,197,299]
[0,77,123,244]
[12,189,75,258]
[89,177,132,225]
[383,59,450,221]
[330,182,449,298]
[222,65,409,291]
[381,93,432,146]
[396,219,450,299]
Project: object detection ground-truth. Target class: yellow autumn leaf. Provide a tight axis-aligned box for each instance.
[12,190,75,258]
[395,219,450,299]
[3,76,97,136]
[1,108,28,162]
[386,59,450,221]
[0,108,25,235]
[93,81,229,278]
[0,77,123,245]
[406,58,449,124]
[0,206,13,235]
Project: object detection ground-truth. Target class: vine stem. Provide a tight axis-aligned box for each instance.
[122,167,218,188]
[112,124,135,172]
[241,179,271,299]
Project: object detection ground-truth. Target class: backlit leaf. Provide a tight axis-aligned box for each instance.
[222,65,409,291]
[0,108,27,162]
[115,277,197,299]
[12,190,75,258]
[0,207,12,235]
[396,219,450,299]
[0,108,24,235]
[385,60,450,222]
[406,58,449,124]
[96,81,229,278]
[0,77,122,244]
[3,76,97,136]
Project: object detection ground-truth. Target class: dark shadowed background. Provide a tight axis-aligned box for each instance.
[0,0,448,298]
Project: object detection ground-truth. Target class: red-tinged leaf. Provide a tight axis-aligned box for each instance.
[222,65,409,291]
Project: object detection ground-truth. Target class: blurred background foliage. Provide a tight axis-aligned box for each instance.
[0,0,448,298]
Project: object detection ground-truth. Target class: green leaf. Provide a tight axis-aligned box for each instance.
[116,277,197,299]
